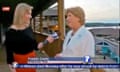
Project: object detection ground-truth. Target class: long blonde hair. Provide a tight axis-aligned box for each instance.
[13,3,33,26]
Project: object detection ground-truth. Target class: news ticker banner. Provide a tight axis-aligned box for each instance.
[12,56,120,68]
[12,64,119,68]
[27,56,112,64]
[27,56,92,64]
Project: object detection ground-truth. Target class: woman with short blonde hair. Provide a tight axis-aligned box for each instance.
[56,6,95,72]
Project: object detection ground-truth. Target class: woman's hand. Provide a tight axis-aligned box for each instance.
[10,69,16,72]
[37,35,54,49]
[46,35,54,43]
[8,64,16,72]
[54,53,62,58]
[38,42,44,49]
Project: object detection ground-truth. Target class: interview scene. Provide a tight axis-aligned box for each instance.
[0,0,119,72]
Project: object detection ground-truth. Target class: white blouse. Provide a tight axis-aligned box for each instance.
[62,25,95,57]
[61,26,95,72]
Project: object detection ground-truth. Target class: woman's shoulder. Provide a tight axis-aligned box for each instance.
[5,25,22,34]
[5,27,17,34]
[5,28,17,37]
[9,25,22,31]
[7,25,30,32]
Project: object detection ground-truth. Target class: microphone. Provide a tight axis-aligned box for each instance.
[42,40,49,45]
[42,32,59,45]
[51,32,59,39]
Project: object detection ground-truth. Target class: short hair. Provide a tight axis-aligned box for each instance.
[13,3,33,26]
[66,6,85,25]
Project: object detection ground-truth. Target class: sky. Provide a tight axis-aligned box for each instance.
[51,0,119,23]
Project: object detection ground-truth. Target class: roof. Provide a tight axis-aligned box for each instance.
[0,0,57,25]
[43,8,58,16]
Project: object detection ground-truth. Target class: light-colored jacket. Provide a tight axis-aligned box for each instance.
[61,26,95,72]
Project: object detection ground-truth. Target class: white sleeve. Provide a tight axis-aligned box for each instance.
[82,32,95,57]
